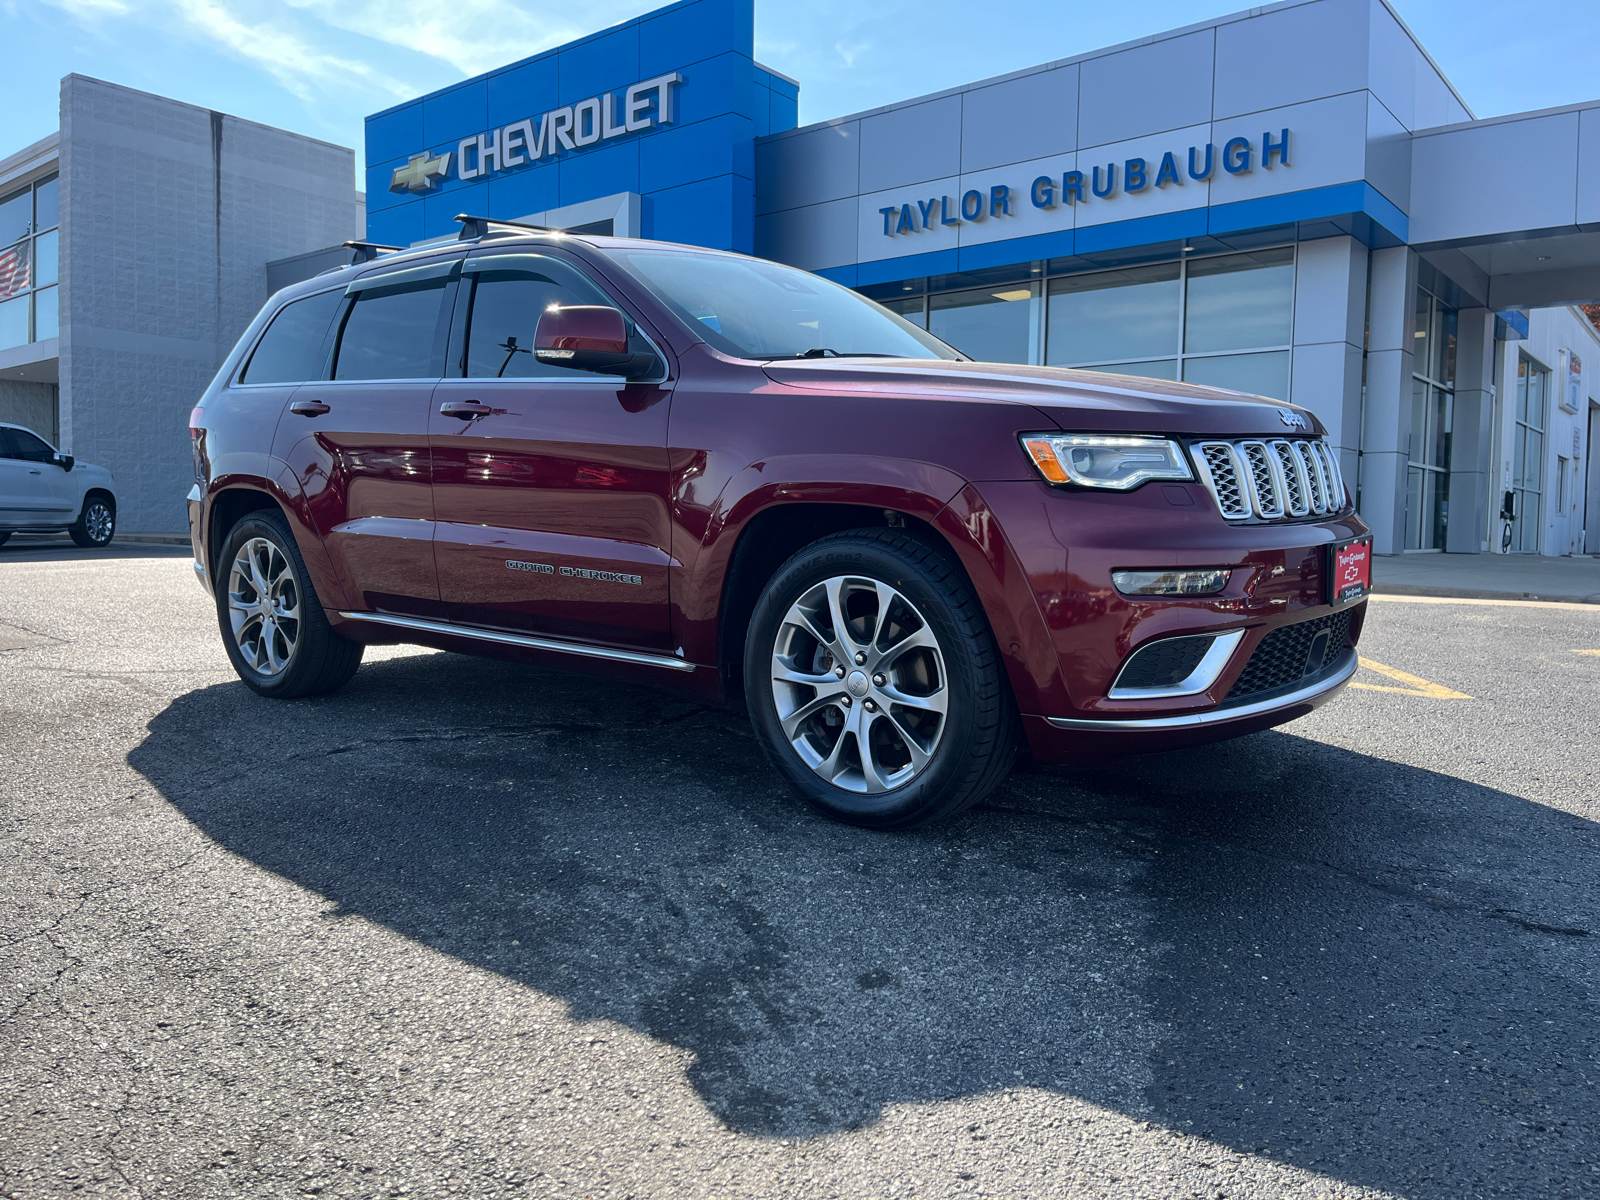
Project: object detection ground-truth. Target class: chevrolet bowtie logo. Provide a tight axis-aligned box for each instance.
[389,151,450,194]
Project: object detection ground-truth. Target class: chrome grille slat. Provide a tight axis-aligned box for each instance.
[1315,441,1345,509]
[1193,437,1344,523]
[1293,440,1328,513]
[1193,442,1251,520]
[1270,440,1310,516]
[1239,441,1285,519]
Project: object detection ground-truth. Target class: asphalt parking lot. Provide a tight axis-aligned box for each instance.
[3,540,1598,1199]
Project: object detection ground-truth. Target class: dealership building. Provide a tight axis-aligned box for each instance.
[4,0,1598,556]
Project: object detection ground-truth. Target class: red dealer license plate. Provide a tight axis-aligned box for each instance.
[1328,537,1372,604]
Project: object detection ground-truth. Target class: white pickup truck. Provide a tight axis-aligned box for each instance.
[0,422,116,548]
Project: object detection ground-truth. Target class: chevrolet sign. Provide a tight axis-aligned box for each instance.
[388,72,682,194]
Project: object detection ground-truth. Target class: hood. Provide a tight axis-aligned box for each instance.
[760,359,1324,439]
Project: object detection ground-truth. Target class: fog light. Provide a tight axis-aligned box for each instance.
[1112,568,1231,596]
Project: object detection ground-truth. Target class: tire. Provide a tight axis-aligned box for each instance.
[215,508,363,699]
[744,529,1017,829]
[69,493,116,548]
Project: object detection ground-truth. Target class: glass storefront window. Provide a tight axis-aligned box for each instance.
[0,174,61,349]
[1093,360,1177,381]
[34,286,58,341]
[929,283,1041,364]
[879,296,927,328]
[1046,264,1179,366]
[1182,350,1290,400]
[1183,248,1294,354]
[858,244,1298,398]
[35,229,58,287]
[34,177,59,234]
[0,188,30,248]
[0,238,29,299]
[0,293,28,351]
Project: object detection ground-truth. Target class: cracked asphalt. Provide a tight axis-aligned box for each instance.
[2,539,1598,1199]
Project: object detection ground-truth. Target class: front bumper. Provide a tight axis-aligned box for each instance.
[961,479,1369,761]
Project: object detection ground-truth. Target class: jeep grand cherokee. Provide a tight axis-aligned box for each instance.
[187,218,1371,829]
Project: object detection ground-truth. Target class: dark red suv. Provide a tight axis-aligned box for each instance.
[188,220,1371,828]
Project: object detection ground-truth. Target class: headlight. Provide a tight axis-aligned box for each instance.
[1112,568,1231,596]
[1020,434,1193,490]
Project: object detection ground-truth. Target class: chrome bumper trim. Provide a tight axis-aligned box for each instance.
[335,610,697,673]
[192,559,209,590]
[1047,651,1357,732]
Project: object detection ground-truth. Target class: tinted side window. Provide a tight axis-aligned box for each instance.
[0,429,19,458]
[9,428,55,462]
[334,279,450,381]
[240,289,344,385]
[464,255,646,380]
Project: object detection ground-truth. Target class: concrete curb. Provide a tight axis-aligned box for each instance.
[1372,583,1600,605]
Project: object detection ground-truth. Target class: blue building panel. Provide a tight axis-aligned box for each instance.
[489,163,561,220]
[364,0,768,250]
[486,57,559,130]
[640,114,753,193]
[365,198,425,249]
[646,174,753,252]
[557,25,641,101]
[560,141,640,206]
[423,80,488,152]
[366,102,423,171]
[639,0,753,77]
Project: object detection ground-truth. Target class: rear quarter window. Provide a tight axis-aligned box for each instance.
[334,278,451,381]
[240,289,344,385]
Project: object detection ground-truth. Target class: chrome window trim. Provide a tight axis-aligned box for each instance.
[1107,629,1246,700]
[1049,650,1357,731]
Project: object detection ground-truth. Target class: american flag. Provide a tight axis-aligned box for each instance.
[0,239,31,300]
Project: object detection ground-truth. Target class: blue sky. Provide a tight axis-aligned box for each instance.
[4,0,1598,186]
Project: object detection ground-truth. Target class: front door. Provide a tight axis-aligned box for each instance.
[429,249,673,650]
[274,260,459,614]
[0,427,74,528]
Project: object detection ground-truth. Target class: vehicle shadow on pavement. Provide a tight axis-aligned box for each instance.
[128,650,1599,1198]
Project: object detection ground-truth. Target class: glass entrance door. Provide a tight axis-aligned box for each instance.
[1405,288,1456,549]
[1511,356,1547,553]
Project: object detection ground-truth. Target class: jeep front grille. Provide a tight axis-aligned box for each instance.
[1191,438,1346,523]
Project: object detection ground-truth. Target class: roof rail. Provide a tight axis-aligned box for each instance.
[343,240,405,264]
[453,213,555,241]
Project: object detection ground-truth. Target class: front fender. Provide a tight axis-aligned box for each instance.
[673,454,968,667]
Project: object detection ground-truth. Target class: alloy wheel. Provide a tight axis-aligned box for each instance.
[770,575,948,794]
[83,502,113,543]
[226,537,302,676]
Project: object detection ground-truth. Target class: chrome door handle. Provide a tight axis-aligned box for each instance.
[440,401,491,420]
[28,469,42,475]
[290,400,331,417]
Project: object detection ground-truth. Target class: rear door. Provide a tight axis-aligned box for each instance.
[429,249,674,649]
[277,259,460,615]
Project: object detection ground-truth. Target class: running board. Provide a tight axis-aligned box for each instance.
[336,611,697,673]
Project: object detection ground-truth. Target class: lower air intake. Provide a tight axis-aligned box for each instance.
[1226,609,1354,702]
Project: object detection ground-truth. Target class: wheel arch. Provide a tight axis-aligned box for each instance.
[205,481,350,612]
[707,499,1057,719]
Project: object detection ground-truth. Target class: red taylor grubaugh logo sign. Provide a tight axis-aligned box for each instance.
[1331,538,1372,602]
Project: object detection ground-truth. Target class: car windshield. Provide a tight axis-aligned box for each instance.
[603,247,961,361]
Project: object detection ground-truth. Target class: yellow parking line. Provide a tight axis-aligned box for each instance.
[1574,649,1600,657]
[1350,657,1472,699]
[1368,595,1600,612]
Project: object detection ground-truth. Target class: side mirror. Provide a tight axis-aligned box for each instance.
[56,453,74,472]
[535,306,659,380]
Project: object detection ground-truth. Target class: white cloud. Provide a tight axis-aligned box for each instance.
[284,0,647,77]
[165,0,411,100]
